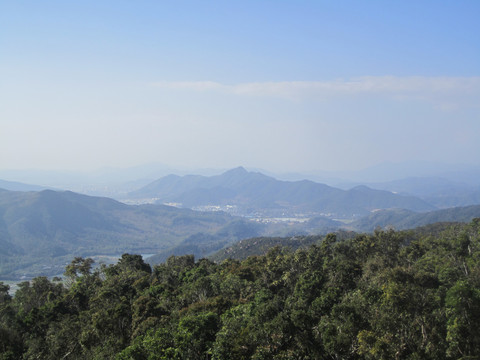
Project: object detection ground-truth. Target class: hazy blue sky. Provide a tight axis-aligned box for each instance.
[1,1,479,173]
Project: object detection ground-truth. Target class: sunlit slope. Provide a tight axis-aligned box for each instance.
[0,189,260,278]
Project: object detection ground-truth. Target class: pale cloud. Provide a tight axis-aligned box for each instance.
[152,76,480,108]
[152,81,227,91]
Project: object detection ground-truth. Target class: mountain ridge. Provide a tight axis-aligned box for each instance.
[348,205,480,232]
[128,167,436,217]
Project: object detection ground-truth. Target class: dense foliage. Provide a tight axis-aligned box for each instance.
[1,220,480,359]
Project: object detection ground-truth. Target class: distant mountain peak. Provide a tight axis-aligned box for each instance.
[127,167,435,216]
[224,166,248,174]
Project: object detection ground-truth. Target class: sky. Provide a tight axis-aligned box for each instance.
[1,0,479,174]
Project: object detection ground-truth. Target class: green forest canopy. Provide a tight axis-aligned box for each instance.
[1,220,480,359]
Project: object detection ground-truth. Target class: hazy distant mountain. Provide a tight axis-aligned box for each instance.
[4,161,480,200]
[0,164,227,198]
[423,189,480,208]
[326,161,480,184]
[349,177,480,208]
[129,167,436,217]
[0,189,263,279]
[348,205,480,232]
[363,177,470,196]
[0,179,50,192]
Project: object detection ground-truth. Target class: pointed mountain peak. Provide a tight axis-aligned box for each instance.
[224,166,248,175]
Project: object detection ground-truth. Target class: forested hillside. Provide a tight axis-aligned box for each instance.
[349,205,480,232]
[0,190,263,279]
[1,220,479,359]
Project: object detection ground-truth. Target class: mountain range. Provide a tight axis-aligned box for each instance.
[128,167,435,218]
[3,161,480,204]
[2,165,480,279]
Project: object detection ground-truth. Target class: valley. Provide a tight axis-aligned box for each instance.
[2,165,480,280]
